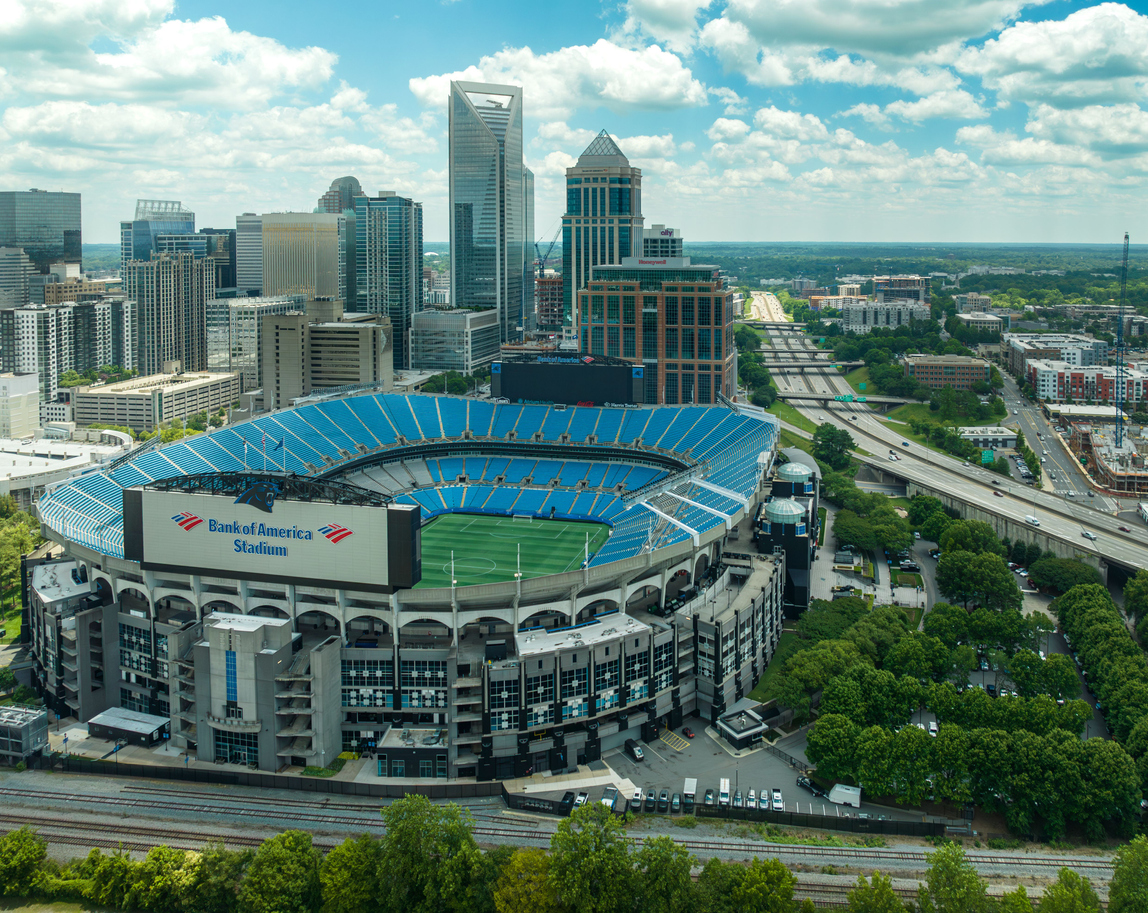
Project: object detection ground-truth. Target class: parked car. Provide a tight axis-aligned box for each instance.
[645,788,657,811]
[575,792,588,807]
[625,738,645,761]
[929,721,938,737]
[704,789,715,806]
[796,776,824,797]
[733,791,743,808]
[601,787,619,809]
[671,793,681,814]
[658,789,670,813]
[746,789,757,809]
[630,788,643,812]
[682,727,695,739]
[772,788,783,810]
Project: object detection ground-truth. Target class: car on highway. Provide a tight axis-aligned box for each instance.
[682,727,695,739]
[1120,526,1132,533]
[1082,531,1097,541]
[850,415,858,421]
[901,441,910,447]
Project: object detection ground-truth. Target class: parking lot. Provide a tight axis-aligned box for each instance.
[601,725,925,821]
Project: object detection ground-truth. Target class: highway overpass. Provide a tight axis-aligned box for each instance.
[776,391,910,405]
[759,361,864,371]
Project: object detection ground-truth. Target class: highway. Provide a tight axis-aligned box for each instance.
[761,332,1148,577]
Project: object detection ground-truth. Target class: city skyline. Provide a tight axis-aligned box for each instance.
[0,0,1144,244]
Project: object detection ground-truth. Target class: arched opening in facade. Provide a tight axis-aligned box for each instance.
[345,615,393,648]
[249,604,290,620]
[155,593,198,626]
[517,608,570,632]
[202,598,242,618]
[297,609,341,639]
[119,586,151,617]
[576,598,618,625]
[626,585,661,613]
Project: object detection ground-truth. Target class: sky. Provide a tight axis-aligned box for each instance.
[2,0,1147,245]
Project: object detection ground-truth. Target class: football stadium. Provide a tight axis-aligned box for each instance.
[29,393,792,780]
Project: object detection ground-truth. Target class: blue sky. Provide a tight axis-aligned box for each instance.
[2,0,1145,244]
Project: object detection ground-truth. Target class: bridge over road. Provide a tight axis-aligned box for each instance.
[759,361,863,371]
[776,391,910,406]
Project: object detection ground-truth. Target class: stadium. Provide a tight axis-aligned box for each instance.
[29,394,787,780]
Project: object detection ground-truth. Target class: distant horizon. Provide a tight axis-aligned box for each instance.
[79,240,1148,251]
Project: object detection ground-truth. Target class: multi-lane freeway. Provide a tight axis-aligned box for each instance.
[760,331,1148,577]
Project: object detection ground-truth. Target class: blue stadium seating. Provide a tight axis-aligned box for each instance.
[36,393,777,567]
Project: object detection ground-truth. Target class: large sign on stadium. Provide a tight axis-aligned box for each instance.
[123,486,420,591]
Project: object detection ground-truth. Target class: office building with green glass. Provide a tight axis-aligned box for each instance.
[0,190,82,274]
[355,191,423,370]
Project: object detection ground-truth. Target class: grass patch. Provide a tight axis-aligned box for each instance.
[887,402,981,428]
[415,514,609,588]
[1,604,22,645]
[674,815,700,828]
[817,507,827,547]
[778,429,817,458]
[302,757,347,778]
[749,631,803,702]
[766,396,819,434]
[894,572,924,588]
[842,366,870,394]
[733,822,888,848]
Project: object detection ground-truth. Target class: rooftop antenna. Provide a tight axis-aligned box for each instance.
[1116,232,1130,448]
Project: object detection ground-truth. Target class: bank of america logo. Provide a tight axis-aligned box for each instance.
[172,512,203,531]
[319,523,354,544]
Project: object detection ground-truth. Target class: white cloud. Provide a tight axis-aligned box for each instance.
[884,89,987,122]
[1026,103,1148,156]
[709,86,749,115]
[620,0,712,52]
[698,18,795,86]
[753,106,829,141]
[409,40,708,118]
[840,103,890,128]
[958,3,1148,107]
[535,122,598,150]
[720,0,1053,58]
[955,125,1098,165]
[0,0,173,50]
[706,117,751,142]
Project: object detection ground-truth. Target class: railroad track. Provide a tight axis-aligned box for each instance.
[0,786,1112,876]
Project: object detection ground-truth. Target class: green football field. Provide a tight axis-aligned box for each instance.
[415,513,611,588]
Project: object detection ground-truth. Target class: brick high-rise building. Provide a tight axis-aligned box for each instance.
[576,257,734,404]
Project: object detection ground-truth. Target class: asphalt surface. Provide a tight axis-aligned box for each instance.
[765,334,1148,576]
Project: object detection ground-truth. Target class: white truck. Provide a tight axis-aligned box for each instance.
[828,784,862,808]
[683,778,697,814]
[719,777,731,807]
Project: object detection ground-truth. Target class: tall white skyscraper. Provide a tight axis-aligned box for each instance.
[236,213,263,293]
[448,81,532,345]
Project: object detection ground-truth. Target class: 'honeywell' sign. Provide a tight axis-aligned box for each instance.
[638,259,667,265]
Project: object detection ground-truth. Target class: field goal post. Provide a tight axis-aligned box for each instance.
[512,514,534,523]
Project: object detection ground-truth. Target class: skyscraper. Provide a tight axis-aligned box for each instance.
[523,166,535,332]
[449,81,530,344]
[317,176,366,306]
[260,213,344,300]
[236,214,263,293]
[0,189,82,274]
[355,191,423,369]
[120,200,195,274]
[561,131,643,329]
[0,247,35,309]
[123,251,214,375]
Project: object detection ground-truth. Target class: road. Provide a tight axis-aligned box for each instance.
[766,333,1148,577]
[750,290,788,322]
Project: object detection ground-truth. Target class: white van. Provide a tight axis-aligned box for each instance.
[1025,515,1040,527]
[719,778,731,807]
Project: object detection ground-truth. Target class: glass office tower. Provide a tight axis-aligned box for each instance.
[449,81,528,344]
[355,192,423,370]
[0,190,82,274]
[120,200,195,274]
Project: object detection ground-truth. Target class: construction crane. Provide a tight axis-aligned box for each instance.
[1116,232,1130,447]
[535,227,561,279]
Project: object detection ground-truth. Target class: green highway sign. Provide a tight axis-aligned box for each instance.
[982,449,994,464]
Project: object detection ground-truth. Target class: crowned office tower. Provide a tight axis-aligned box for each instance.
[449,81,532,344]
[355,191,423,369]
[120,200,195,275]
[561,131,643,329]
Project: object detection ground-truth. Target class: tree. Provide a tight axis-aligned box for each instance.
[378,795,486,913]
[695,857,745,913]
[493,848,560,913]
[1000,885,1032,913]
[847,871,903,912]
[239,831,321,913]
[87,848,138,910]
[0,666,16,692]
[129,845,196,912]
[1026,558,1102,594]
[1122,569,1148,623]
[320,834,380,913]
[1041,654,1080,702]
[634,835,695,913]
[917,842,993,913]
[1011,540,1029,564]
[0,826,46,897]
[1038,868,1101,913]
[812,422,855,470]
[189,842,253,913]
[805,714,861,781]
[549,803,634,913]
[1110,835,1148,913]
[730,857,796,913]
[939,520,1002,557]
